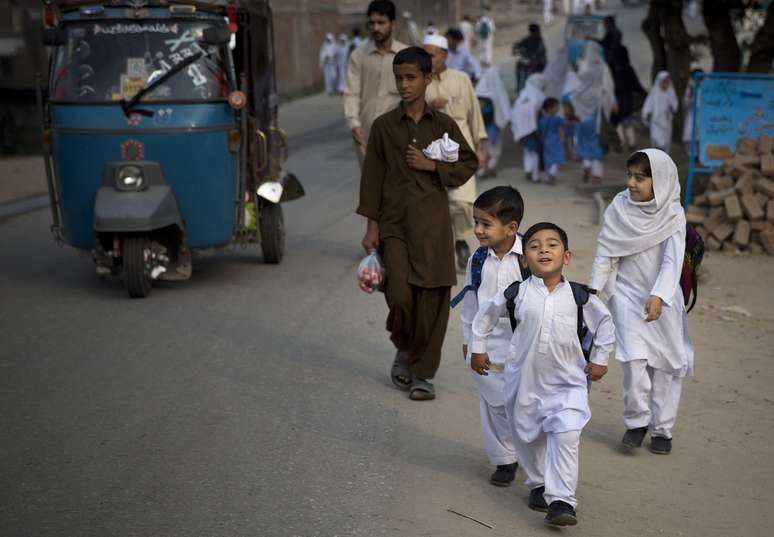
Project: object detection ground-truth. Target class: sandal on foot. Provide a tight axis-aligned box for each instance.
[390,352,412,391]
[409,378,435,401]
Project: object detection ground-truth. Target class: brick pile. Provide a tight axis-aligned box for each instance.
[686,135,774,255]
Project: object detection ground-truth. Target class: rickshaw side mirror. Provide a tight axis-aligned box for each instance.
[201,27,231,46]
[42,28,67,47]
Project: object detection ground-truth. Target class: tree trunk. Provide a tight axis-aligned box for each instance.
[747,4,774,73]
[661,0,691,100]
[702,1,742,72]
[642,1,667,84]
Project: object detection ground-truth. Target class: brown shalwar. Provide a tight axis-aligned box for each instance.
[357,104,478,379]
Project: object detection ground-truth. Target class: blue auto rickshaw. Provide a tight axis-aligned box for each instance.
[565,14,607,66]
[39,0,303,297]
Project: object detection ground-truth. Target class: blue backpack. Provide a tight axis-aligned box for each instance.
[450,239,530,308]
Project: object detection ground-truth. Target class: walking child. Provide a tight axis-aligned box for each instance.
[642,72,678,152]
[511,73,547,183]
[358,46,479,401]
[589,149,694,454]
[538,97,566,184]
[471,222,615,526]
[455,186,526,486]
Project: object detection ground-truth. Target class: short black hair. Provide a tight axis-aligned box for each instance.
[627,151,652,177]
[367,0,396,20]
[393,46,432,74]
[542,97,559,112]
[522,222,569,250]
[473,186,524,225]
[445,28,464,41]
[529,23,540,35]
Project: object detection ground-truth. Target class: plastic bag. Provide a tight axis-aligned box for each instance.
[357,251,385,294]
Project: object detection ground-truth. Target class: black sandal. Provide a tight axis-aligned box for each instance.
[390,352,412,391]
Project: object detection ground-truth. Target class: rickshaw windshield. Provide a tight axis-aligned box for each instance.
[566,20,605,41]
[51,20,228,103]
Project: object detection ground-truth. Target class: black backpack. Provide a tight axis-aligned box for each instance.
[450,241,531,308]
[503,279,596,362]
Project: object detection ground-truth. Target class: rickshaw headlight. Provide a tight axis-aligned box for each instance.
[116,165,144,191]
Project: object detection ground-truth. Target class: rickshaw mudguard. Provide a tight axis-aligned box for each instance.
[94,186,183,233]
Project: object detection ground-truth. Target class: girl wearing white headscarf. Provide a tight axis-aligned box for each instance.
[511,73,547,181]
[589,149,693,455]
[319,33,339,96]
[643,71,678,151]
[565,41,616,182]
[335,34,351,94]
[476,66,510,175]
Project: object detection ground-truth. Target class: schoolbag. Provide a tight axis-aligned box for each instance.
[450,238,531,308]
[680,223,704,313]
[478,20,491,40]
[503,279,596,362]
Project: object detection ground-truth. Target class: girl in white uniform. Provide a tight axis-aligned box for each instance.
[589,149,694,455]
[642,72,678,152]
[458,187,525,487]
[471,222,615,527]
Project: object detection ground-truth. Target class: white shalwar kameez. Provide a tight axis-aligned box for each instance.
[319,34,339,95]
[511,73,547,180]
[590,149,694,440]
[335,35,351,94]
[471,277,615,508]
[643,71,678,152]
[460,238,524,466]
[476,16,496,65]
[476,66,510,172]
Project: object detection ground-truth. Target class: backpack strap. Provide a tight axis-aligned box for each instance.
[503,280,522,332]
[450,246,489,308]
[569,282,595,362]
[516,232,532,281]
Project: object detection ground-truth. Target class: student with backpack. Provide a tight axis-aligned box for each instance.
[589,149,695,455]
[471,222,615,527]
[452,186,527,487]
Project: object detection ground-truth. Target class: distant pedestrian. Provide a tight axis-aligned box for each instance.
[459,14,475,50]
[543,0,554,26]
[319,33,338,96]
[476,7,496,66]
[476,65,510,177]
[642,71,678,152]
[336,34,351,94]
[351,28,368,49]
[538,97,567,184]
[511,73,547,183]
[445,28,482,82]
[607,43,645,151]
[344,0,407,167]
[513,23,547,93]
[424,21,438,37]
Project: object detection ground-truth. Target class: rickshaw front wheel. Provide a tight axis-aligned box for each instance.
[124,235,152,298]
[259,201,285,264]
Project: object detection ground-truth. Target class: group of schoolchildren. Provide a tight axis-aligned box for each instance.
[456,147,693,527]
[358,45,694,528]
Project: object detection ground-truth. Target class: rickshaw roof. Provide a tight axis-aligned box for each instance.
[49,0,270,15]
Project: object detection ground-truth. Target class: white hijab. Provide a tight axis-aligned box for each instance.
[476,66,510,129]
[571,41,616,122]
[643,71,678,123]
[319,33,337,64]
[510,73,546,140]
[596,148,686,258]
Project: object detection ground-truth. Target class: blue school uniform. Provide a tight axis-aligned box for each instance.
[538,115,566,168]
[521,131,541,152]
[575,111,604,161]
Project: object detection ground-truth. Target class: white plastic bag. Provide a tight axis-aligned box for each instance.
[357,251,385,294]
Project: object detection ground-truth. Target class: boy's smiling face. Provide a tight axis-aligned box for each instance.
[524,229,571,279]
[473,207,518,251]
[394,63,432,105]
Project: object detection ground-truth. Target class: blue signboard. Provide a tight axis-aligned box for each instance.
[686,73,774,205]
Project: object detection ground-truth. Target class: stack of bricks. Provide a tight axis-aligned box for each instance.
[686,135,774,256]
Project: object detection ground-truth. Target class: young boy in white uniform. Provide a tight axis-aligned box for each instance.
[454,186,526,486]
[471,222,615,526]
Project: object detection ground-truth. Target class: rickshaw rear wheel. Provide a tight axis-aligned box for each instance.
[259,200,285,264]
[124,235,152,298]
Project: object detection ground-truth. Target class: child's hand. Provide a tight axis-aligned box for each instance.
[585,362,608,381]
[462,344,468,361]
[471,353,491,376]
[430,97,448,110]
[406,145,437,172]
[644,295,663,322]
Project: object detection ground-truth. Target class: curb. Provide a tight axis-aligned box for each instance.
[0,194,49,221]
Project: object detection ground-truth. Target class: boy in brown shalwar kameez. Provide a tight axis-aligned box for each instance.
[357,47,479,401]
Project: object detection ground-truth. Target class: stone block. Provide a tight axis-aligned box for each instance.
[723,194,743,222]
[760,134,773,155]
[712,221,735,242]
[737,137,758,155]
[762,154,774,177]
[741,194,765,220]
[768,199,774,222]
[758,228,774,255]
[755,177,774,197]
[706,235,722,251]
[733,220,751,247]
[710,174,734,191]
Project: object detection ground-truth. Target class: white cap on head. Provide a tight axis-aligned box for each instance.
[423,34,448,51]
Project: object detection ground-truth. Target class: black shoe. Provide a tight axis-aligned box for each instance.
[650,435,672,454]
[622,426,648,448]
[455,241,471,272]
[545,500,578,526]
[490,462,518,486]
[528,486,548,512]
